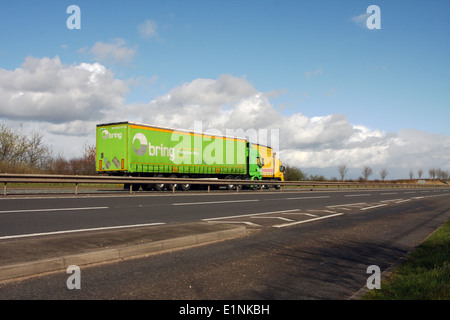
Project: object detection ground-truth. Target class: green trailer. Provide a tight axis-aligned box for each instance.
[96,122,263,190]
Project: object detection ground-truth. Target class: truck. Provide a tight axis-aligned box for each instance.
[254,144,286,188]
[96,121,265,191]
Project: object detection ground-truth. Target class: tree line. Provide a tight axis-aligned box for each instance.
[284,163,449,182]
[0,122,95,175]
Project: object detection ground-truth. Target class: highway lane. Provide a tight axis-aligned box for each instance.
[0,194,448,300]
[0,188,449,238]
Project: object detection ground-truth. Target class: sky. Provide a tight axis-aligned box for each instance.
[0,0,449,179]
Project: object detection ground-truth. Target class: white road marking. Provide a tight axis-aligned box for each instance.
[0,206,109,214]
[282,212,320,217]
[173,199,259,206]
[286,196,330,200]
[0,222,166,240]
[380,198,403,202]
[326,202,367,208]
[273,213,344,228]
[252,216,295,222]
[395,199,411,203]
[344,194,371,197]
[202,209,300,221]
[206,221,261,227]
[360,203,389,211]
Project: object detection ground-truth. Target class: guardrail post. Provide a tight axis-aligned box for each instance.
[3,183,6,196]
[75,183,78,195]
[172,185,175,194]
[207,185,210,193]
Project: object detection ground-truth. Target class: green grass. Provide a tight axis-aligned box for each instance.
[362,219,450,300]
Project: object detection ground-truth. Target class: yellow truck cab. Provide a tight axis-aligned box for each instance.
[254,144,286,187]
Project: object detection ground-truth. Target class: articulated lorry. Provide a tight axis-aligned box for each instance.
[96,122,274,191]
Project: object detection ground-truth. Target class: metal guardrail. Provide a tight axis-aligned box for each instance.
[0,173,448,196]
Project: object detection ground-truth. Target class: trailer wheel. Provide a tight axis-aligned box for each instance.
[180,175,191,191]
[154,174,165,191]
[225,175,235,190]
[235,176,243,191]
[167,174,178,191]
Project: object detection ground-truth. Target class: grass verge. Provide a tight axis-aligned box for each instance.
[362,219,450,300]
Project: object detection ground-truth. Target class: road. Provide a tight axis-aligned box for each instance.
[0,188,449,303]
[1,188,448,237]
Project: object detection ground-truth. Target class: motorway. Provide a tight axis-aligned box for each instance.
[0,187,449,301]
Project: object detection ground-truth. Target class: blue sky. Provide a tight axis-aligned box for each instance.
[0,0,449,178]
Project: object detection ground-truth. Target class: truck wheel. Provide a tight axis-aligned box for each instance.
[235,176,243,191]
[154,174,165,191]
[167,174,178,191]
[180,175,191,191]
[225,175,235,190]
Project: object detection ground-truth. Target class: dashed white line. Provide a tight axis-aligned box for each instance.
[286,196,330,200]
[173,199,259,206]
[0,206,109,214]
[344,194,371,197]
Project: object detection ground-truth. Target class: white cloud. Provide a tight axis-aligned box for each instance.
[132,75,449,178]
[350,13,370,28]
[138,20,158,39]
[88,38,137,64]
[0,60,448,178]
[0,56,129,124]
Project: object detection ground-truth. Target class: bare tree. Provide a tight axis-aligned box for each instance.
[429,168,436,180]
[417,169,423,179]
[338,164,348,181]
[380,168,388,181]
[362,166,373,181]
[409,169,414,180]
[26,131,51,168]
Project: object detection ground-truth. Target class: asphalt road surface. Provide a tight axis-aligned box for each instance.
[1,188,448,237]
[0,188,449,303]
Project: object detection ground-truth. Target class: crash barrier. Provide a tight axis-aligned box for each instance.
[0,173,448,196]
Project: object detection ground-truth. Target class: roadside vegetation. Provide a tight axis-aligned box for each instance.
[362,219,450,300]
[0,122,95,175]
